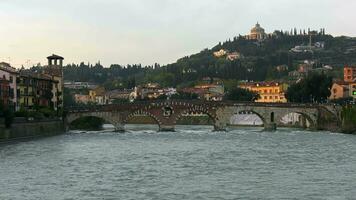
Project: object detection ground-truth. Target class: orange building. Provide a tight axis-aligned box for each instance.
[344,66,356,82]
[329,81,350,100]
[239,81,288,103]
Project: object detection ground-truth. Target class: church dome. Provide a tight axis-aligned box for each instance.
[251,23,265,33]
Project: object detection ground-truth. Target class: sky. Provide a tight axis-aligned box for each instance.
[1,0,356,68]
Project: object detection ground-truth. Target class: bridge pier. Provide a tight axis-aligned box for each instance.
[159,125,175,132]
[213,121,228,132]
[214,125,227,132]
[264,123,277,131]
[113,123,125,133]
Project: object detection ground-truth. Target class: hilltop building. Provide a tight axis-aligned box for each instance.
[213,49,227,58]
[246,23,267,40]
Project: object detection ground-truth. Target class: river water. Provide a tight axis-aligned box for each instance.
[1,125,356,199]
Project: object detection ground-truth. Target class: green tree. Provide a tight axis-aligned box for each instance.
[171,92,199,100]
[285,73,332,103]
[0,103,14,128]
[224,88,260,102]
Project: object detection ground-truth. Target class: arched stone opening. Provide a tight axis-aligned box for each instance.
[124,110,160,132]
[229,110,265,129]
[175,110,215,132]
[278,112,315,129]
[175,108,216,132]
[69,116,113,131]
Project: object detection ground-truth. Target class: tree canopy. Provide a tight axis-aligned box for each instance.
[224,88,260,102]
[285,73,333,103]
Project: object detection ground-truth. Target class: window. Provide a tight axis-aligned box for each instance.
[269,96,273,99]
[10,76,13,83]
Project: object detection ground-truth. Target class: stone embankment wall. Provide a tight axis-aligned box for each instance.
[0,118,64,142]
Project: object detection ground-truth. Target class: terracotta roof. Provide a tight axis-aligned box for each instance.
[0,62,18,74]
[19,71,57,82]
[334,80,355,85]
[239,81,282,87]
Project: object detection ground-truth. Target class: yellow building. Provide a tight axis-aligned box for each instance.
[17,72,58,109]
[213,49,227,58]
[239,81,288,103]
[89,86,108,105]
[246,22,267,40]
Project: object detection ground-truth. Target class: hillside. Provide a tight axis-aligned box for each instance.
[62,32,356,89]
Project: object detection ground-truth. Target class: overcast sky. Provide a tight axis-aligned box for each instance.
[1,0,355,68]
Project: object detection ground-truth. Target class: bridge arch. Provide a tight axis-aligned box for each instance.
[229,109,266,127]
[277,111,316,129]
[175,105,216,124]
[66,112,122,131]
[124,109,162,127]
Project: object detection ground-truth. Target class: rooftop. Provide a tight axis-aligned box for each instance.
[47,54,64,60]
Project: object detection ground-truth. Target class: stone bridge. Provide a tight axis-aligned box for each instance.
[65,100,341,132]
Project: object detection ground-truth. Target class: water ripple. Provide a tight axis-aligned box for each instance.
[1,125,356,199]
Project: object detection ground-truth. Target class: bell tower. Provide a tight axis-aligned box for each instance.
[45,54,64,113]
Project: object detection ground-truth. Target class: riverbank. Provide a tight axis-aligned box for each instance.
[341,106,356,134]
[0,118,64,142]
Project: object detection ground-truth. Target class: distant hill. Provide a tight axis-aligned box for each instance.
[62,32,356,89]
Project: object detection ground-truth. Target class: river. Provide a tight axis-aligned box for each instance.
[1,125,356,199]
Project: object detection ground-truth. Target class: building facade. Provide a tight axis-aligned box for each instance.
[0,62,18,110]
[239,81,288,103]
[43,54,64,111]
[329,81,350,100]
[181,83,225,101]
[17,72,58,110]
[89,86,108,105]
[0,78,10,107]
[246,23,267,40]
[344,66,356,82]
[74,94,90,105]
